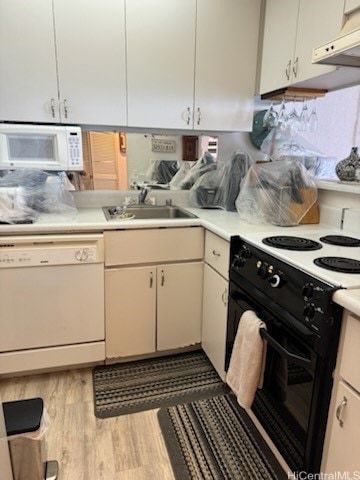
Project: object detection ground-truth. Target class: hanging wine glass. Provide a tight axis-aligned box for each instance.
[308,98,318,133]
[298,98,309,132]
[263,101,278,128]
[277,96,288,131]
[287,97,301,137]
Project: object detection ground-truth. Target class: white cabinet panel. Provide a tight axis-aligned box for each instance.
[204,231,230,280]
[201,264,228,381]
[126,0,196,129]
[105,267,156,359]
[260,0,344,94]
[0,0,59,122]
[260,0,298,94]
[195,0,260,131]
[54,0,127,125]
[157,262,203,351]
[324,380,360,475]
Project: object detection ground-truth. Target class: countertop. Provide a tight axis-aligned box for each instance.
[0,206,335,240]
[1,205,360,315]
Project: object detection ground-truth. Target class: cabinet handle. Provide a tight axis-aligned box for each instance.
[212,249,221,257]
[221,288,228,306]
[161,270,165,286]
[149,271,153,288]
[50,98,56,118]
[63,99,69,119]
[292,57,299,78]
[186,107,191,125]
[335,396,347,427]
[285,60,291,80]
[196,107,202,126]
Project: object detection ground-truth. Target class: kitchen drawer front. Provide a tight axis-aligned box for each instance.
[340,312,360,392]
[105,227,204,266]
[204,230,229,279]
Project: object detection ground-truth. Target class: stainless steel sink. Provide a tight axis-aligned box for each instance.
[102,205,197,221]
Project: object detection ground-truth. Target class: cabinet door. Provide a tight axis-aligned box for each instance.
[195,0,261,131]
[157,262,203,351]
[201,264,228,381]
[0,0,59,122]
[294,0,343,84]
[126,0,196,129]
[105,267,156,359]
[324,380,360,474]
[54,0,127,125]
[259,0,299,94]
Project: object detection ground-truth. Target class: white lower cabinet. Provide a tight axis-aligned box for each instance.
[105,266,156,358]
[324,380,360,474]
[322,312,360,473]
[106,262,202,358]
[201,264,228,381]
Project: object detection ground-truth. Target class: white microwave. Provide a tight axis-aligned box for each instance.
[0,124,83,171]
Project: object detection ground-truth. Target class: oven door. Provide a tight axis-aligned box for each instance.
[226,282,319,473]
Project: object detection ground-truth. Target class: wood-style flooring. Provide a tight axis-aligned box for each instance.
[1,368,175,480]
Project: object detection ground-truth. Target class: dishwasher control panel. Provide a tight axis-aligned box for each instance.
[0,246,98,267]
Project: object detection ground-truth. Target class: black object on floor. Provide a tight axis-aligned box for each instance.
[158,394,288,480]
[92,350,229,418]
[3,398,43,436]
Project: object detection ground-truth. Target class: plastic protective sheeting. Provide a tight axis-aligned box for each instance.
[169,162,192,189]
[235,160,318,226]
[178,152,216,190]
[189,151,253,211]
[261,128,338,179]
[0,169,77,224]
[145,160,179,184]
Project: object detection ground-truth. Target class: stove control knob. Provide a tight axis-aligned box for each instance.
[232,254,245,268]
[302,283,314,300]
[241,247,252,259]
[257,261,269,279]
[303,304,316,319]
[268,273,283,288]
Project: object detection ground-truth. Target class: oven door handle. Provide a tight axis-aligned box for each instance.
[260,329,312,368]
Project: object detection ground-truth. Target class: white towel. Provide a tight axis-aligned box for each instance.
[226,310,267,409]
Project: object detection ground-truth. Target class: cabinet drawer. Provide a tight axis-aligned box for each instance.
[340,313,360,392]
[204,230,229,279]
[105,227,204,266]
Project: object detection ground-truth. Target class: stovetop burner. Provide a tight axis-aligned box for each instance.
[314,257,360,273]
[319,235,360,247]
[262,236,323,251]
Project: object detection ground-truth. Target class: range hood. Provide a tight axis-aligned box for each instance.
[312,9,360,67]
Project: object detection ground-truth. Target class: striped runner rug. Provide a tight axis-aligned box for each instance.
[158,394,288,480]
[93,350,229,418]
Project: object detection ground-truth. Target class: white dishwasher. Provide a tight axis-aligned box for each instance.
[0,234,105,375]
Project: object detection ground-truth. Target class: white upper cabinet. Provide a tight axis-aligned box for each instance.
[0,0,59,122]
[0,0,127,125]
[126,0,196,130]
[126,0,261,131]
[53,0,127,125]
[195,0,260,131]
[259,0,345,95]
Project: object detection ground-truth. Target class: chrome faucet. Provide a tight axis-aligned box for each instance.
[138,186,150,205]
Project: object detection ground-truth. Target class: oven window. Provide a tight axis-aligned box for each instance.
[252,325,316,473]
